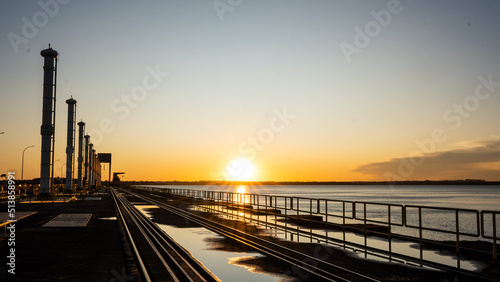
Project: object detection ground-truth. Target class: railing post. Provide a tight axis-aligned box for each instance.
[274,197,278,233]
[456,210,461,268]
[363,202,367,258]
[296,198,300,239]
[265,196,268,227]
[325,200,328,245]
[284,197,288,239]
[388,205,392,261]
[493,213,497,261]
[309,198,313,243]
[257,195,260,226]
[342,201,346,248]
[419,207,423,262]
[243,194,247,222]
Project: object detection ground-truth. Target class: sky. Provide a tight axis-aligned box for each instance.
[1,0,500,182]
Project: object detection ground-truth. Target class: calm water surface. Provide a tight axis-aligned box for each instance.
[151,184,500,211]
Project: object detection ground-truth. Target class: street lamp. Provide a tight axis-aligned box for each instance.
[61,163,66,178]
[21,145,35,196]
[21,145,35,181]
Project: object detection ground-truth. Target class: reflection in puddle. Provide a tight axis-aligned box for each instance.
[229,256,265,274]
[157,224,287,282]
[133,204,289,281]
[98,217,117,220]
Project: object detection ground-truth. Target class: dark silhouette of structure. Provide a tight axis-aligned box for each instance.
[76,121,85,192]
[39,45,58,197]
[64,97,76,193]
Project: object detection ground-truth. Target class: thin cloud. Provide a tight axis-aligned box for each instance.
[452,136,500,149]
[353,137,500,181]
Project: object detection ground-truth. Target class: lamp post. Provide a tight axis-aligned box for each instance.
[61,163,66,178]
[21,145,35,181]
[52,159,60,194]
[60,162,66,195]
[22,145,35,196]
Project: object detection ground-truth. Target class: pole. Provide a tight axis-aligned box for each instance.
[21,145,35,181]
[61,163,66,178]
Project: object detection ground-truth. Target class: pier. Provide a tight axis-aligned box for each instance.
[3,186,498,281]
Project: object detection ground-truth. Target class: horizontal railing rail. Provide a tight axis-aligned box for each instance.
[405,205,480,237]
[132,185,499,267]
[354,201,405,226]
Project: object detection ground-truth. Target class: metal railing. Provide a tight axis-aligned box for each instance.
[132,186,499,271]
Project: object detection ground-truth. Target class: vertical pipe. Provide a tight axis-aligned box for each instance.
[39,46,58,196]
[109,156,112,187]
[92,149,96,188]
[84,135,89,190]
[76,121,85,191]
[95,155,100,187]
[65,98,76,193]
[88,143,93,188]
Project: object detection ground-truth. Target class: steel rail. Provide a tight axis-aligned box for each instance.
[113,189,188,282]
[119,191,220,282]
[111,188,151,282]
[111,188,220,282]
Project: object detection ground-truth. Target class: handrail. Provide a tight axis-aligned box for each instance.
[354,201,405,226]
[132,185,500,264]
[405,205,480,237]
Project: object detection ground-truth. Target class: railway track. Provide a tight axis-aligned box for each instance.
[117,187,383,282]
[111,188,221,282]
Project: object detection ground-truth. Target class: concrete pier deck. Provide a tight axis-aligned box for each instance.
[0,190,136,281]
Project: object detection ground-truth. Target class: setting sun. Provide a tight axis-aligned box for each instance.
[226,158,256,181]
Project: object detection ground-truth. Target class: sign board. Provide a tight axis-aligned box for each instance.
[98,153,111,163]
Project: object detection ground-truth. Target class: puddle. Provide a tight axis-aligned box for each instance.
[218,209,488,272]
[134,205,291,281]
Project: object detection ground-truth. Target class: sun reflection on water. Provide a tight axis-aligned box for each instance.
[236,185,246,194]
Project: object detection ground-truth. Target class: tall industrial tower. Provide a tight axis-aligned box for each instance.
[39,46,58,197]
[84,134,90,190]
[76,121,85,192]
[65,97,77,193]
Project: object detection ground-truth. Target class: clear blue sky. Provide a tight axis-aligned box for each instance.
[1,0,500,181]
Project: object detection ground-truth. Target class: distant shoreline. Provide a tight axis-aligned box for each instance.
[125,180,500,186]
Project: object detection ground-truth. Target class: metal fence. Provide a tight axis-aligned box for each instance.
[132,186,499,269]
